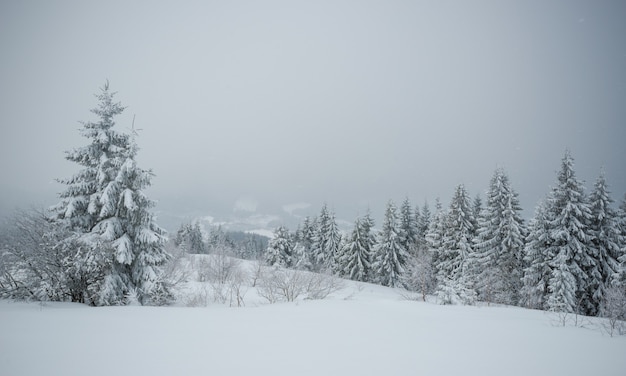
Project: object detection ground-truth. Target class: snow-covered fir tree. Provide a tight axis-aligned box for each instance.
[312,204,341,272]
[618,194,626,283]
[399,198,418,255]
[520,200,554,310]
[293,216,316,270]
[416,201,431,251]
[545,151,594,314]
[587,172,622,314]
[359,209,377,281]
[471,194,483,239]
[175,222,207,253]
[206,226,234,254]
[373,200,408,288]
[547,251,578,313]
[426,199,446,279]
[437,185,476,305]
[265,226,293,267]
[52,83,169,305]
[472,168,527,305]
[340,217,372,282]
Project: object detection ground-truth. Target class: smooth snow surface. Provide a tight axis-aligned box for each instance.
[1,283,625,375]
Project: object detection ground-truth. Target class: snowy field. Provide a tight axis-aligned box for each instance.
[1,257,625,376]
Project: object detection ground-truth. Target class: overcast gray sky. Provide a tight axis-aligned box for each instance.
[1,0,625,230]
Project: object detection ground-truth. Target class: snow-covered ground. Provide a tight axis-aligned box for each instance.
[1,257,625,376]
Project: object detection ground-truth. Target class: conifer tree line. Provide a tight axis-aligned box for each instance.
[0,83,625,318]
[264,152,626,317]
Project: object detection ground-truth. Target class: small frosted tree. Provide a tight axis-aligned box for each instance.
[175,222,207,253]
[265,226,293,268]
[547,252,578,313]
[292,216,317,271]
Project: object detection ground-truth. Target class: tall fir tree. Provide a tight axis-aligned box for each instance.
[312,204,341,272]
[471,194,483,239]
[521,200,554,309]
[472,168,527,305]
[373,200,408,287]
[340,217,372,282]
[52,83,169,305]
[618,194,626,283]
[587,172,622,314]
[545,151,594,314]
[437,185,476,304]
[360,209,377,281]
[416,201,431,251]
[426,199,446,280]
[399,197,418,255]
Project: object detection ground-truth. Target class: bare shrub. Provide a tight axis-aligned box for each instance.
[257,267,344,304]
[304,272,344,300]
[257,268,307,303]
[161,241,190,287]
[207,250,241,285]
[600,285,626,337]
[184,284,210,307]
[401,250,434,302]
[250,260,265,287]
[227,267,248,307]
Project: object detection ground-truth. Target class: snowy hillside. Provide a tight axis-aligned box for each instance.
[1,255,625,376]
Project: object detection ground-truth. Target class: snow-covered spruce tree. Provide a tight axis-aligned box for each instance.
[312,204,342,273]
[292,216,316,270]
[521,200,554,310]
[471,194,483,239]
[416,201,431,251]
[547,251,578,313]
[399,198,418,256]
[618,194,626,283]
[543,151,595,314]
[425,199,446,281]
[437,185,476,305]
[373,200,408,288]
[587,172,621,315]
[340,217,372,282]
[52,83,169,305]
[472,168,527,305]
[359,209,377,281]
[175,222,207,253]
[103,136,169,305]
[265,226,293,268]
